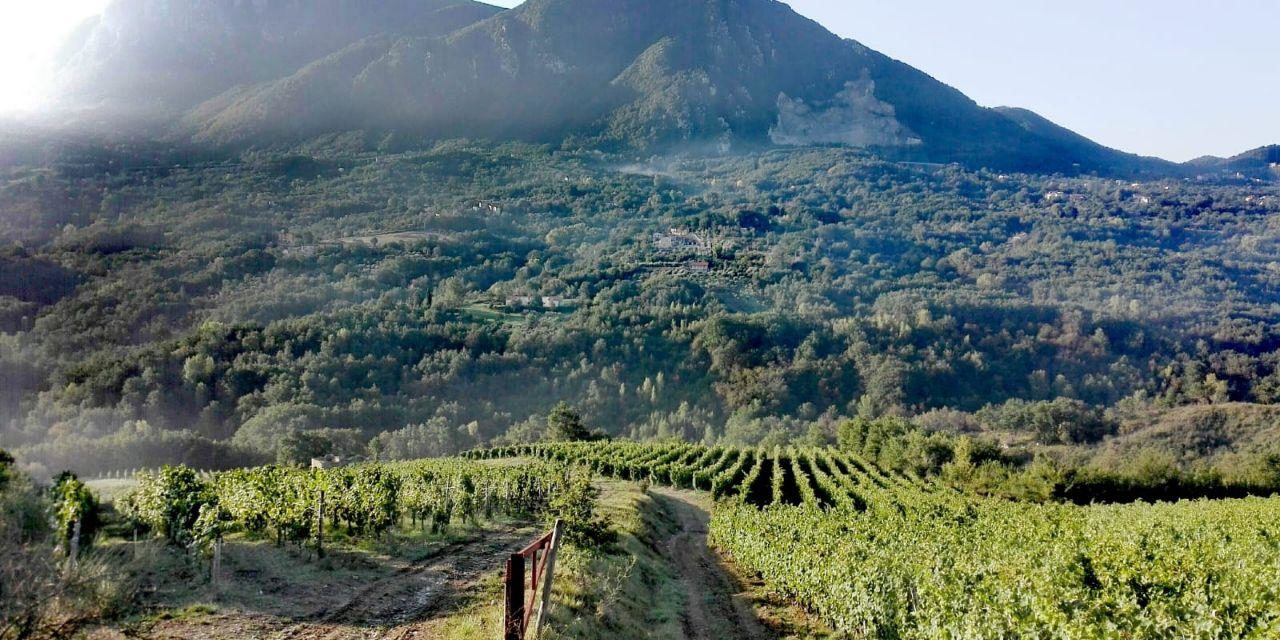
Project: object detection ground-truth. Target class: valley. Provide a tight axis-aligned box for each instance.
[2,0,1279,637]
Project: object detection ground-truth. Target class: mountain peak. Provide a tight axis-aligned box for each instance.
[45,0,1183,174]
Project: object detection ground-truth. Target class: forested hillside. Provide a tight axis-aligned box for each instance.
[2,140,1278,480]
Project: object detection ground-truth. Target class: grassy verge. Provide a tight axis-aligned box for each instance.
[538,478,838,640]
[420,571,507,640]
[89,516,530,637]
[542,479,684,640]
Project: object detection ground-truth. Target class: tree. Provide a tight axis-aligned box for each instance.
[234,404,324,456]
[0,448,13,491]
[182,353,216,385]
[548,465,612,546]
[977,399,1116,445]
[547,402,591,442]
[277,430,334,466]
[857,356,908,418]
[1,462,58,639]
[837,417,914,461]
[368,420,457,461]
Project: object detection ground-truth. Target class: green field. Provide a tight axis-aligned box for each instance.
[476,441,1280,638]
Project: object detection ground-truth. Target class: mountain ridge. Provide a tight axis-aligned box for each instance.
[40,0,1271,176]
[52,0,505,115]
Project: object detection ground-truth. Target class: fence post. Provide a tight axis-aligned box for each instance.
[212,537,223,596]
[532,519,565,639]
[316,489,325,559]
[503,554,526,640]
[66,517,81,574]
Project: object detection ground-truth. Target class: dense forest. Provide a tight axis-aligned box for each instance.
[2,140,1278,481]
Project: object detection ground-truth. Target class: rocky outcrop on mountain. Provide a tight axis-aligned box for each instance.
[771,73,921,148]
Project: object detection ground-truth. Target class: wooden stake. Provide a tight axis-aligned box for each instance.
[532,520,564,639]
[317,489,325,559]
[67,518,81,573]
[503,554,525,640]
[212,538,223,594]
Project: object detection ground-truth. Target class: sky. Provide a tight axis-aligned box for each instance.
[1,0,1275,161]
[776,0,1280,162]
[0,0,109,113]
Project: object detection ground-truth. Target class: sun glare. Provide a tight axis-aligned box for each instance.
[0,0,109,113]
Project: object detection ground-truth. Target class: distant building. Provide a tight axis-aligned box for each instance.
[311,454,345,469]
[1043,191,1066,202]
[542,296,572,309]
[506,295,535,308]
[687,260,711,273]
[474,200,503,214]
[282,245,318,258]
[653,229,708,252]
[1067,194,1086,203]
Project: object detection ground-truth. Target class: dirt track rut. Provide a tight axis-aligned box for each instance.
[650,488,774,640]
[274,527,531,640]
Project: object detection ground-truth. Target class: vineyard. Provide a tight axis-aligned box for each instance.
[118,458,583,551]
[103,443,1280,637]
[466,441,931,509]
[713,494,1280,637]
[471,441,1280,637]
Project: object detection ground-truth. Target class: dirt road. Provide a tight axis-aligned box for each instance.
[276,527,530,640]
[649,488,775,640]
[129,525,533,640]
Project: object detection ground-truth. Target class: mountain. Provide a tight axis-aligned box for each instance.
[1184,145,1280,179]
[1222,145,1280,170]
[993,107,1175,175]
[52,0,503,116]
[49,0,1185,174]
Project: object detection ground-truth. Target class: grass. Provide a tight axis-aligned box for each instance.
[542,479,837,640]
[146,603,217,623]
[85,478,138,504]
[94,515,530,638]
[343,515,507,562]
[459,303,530,325]
[427,572,507,640]
[542,479,685,640]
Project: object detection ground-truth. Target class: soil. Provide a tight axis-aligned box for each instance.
[276,528,530,640]
[649,487,775,640]
[86,484,828,640]
[116,525,534,640]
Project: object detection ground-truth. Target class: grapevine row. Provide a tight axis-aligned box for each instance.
[468,441,904,509]
[119,458,580,549]
[710,490,1280,637]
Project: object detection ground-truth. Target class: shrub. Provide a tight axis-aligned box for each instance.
[118,465,213,546]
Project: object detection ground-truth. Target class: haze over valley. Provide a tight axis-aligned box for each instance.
[1,2,1279,638]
